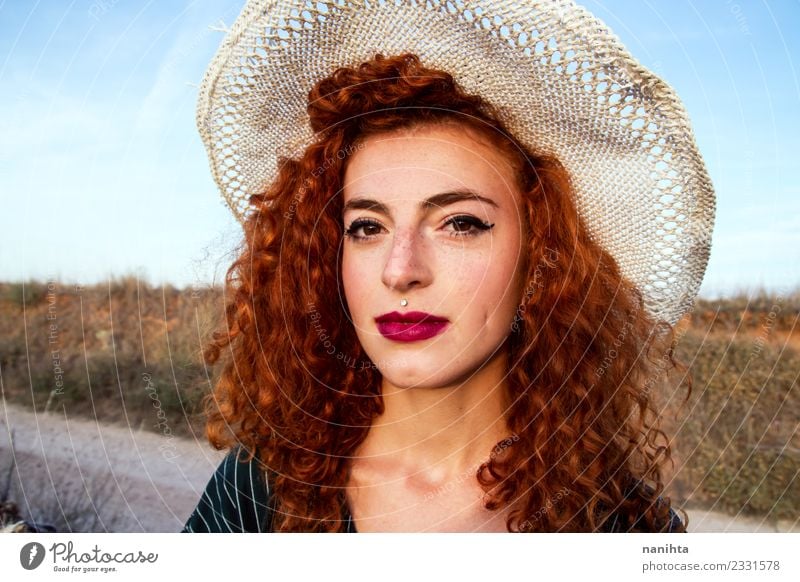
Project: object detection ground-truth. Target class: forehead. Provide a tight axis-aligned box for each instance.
[342,123,522,204]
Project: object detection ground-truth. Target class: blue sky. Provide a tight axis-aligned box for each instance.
[1,0,798,298]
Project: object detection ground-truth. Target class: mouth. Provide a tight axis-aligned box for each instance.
[374,311,449,342]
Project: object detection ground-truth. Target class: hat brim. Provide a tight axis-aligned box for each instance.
[197,0,715,326]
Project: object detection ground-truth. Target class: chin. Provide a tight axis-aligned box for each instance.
[374,361,429,387]
[374,357,470,390]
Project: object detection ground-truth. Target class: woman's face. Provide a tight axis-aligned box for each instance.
[341,122,527,389]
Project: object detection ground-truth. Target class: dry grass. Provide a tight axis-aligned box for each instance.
[661,291,799,520]
[0,275,224,439]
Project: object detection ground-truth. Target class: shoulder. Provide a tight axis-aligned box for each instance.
[181,445,274,533]
[603,501,684,533]
[666,506,685,532]
[603,480,686,533]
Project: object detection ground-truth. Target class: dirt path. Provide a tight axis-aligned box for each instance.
[1,402,795,533]
[683,507,798,533]
[0,401,224,532]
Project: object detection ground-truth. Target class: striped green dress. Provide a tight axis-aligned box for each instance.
[181,446,683,533]
[181,446,356,533]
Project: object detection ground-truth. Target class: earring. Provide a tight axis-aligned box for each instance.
[400,298,408,307]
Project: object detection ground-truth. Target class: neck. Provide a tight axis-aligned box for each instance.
[353,347,513,488]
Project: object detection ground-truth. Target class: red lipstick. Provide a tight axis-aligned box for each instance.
[374,311,449,342]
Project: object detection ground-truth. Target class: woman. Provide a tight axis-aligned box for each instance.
[183,0,714,533]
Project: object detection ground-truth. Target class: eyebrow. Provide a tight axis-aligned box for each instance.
[342,189,499,216]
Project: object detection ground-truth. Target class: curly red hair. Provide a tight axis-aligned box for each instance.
[201,53,690,532]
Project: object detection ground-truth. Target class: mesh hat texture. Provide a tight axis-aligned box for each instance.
[197,0,716,326]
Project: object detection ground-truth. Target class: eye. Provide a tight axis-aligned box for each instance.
[443,215,495,237]
[344,218,384,242]
[344,215,495,242]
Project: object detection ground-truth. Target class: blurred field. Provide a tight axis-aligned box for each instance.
[0,275,797,530]
[662,291,799,522]
[0,276,219,441]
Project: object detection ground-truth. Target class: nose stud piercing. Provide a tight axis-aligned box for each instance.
[400,299,408,307]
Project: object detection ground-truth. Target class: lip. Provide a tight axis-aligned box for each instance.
[374,311,450,342]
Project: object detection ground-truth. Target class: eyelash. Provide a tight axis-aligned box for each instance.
[343,215,495,242]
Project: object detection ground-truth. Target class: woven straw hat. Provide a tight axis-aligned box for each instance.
[197,0,715,325]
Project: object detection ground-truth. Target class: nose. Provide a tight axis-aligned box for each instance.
[381,228,432,293]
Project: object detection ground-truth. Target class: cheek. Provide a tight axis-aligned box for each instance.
[446,255,519,324]
[342,251,372,321]
[341,252,357,297]
[469,247,524,324]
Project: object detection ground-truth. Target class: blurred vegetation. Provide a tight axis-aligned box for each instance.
[659,288,800,522]
[0,274,223,440]
[0,275,797,522]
